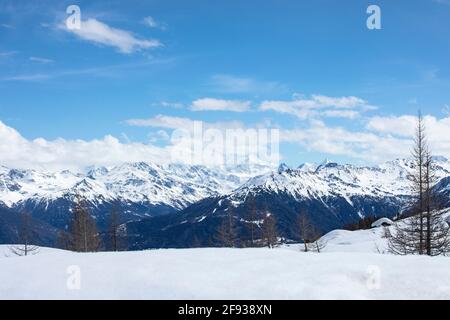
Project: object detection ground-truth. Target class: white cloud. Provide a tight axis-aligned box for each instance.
[210,74,285,94]
[366,115,418,137]
[148,130,170,143]
[0,51,18,57]
[0,121,168,172]
[0,117,277,170]
[366,115,450,152]
[2,59,172,82]
[260,95,376,119]
[126,114,245,131]
[143,16,158,28]
[124,113,415,165]
[434,0,450,5]
[135,113,450,165]
[126,115,196,130]
[443,104,450,116]
[321,110,360,119]
[154,98,251,112]
[143,16,166,30]
[313,95,374,109]
[279,114,450,164]
[159,101,185,109]
[4,111,450,171]
[190,98,251,112]
[280,120,411,163]
[29,56,54,64]
[2,74,51,81]
[63,18,161,54]
[126,115,278,166]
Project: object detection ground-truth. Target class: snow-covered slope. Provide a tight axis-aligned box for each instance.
[3,213,449,300]
[1,243,449,299]
[283,228,389,254]
[286,208,450,254]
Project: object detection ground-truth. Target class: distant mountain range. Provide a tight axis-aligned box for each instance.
[0,162,271,244]
[1,158,450,248]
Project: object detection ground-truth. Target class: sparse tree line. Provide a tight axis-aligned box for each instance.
[56,197,127,252]
[11,196,327,255]
[10,197,127,255]
[213,202,279,249]
[212,198,326,252]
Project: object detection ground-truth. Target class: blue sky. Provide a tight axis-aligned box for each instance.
[1,0,450,170]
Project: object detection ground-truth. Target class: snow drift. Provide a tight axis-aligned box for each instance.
[1,223,449,300]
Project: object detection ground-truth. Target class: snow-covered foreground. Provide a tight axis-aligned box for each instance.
[1,237,450,300]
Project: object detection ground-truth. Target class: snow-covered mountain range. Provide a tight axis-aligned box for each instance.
[125,157,450,248]
[0,162,271,210]
[238,157,450,202]
[1,157,450,248]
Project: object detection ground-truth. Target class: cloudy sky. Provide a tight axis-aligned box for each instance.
[1,0,450,171]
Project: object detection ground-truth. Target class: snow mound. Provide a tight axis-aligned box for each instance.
[0,245,63,259]
[371,218,394,228]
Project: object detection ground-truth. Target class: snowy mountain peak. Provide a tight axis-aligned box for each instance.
[278,163,290,173]
[298,162,318,172]
[432,155,448,163]
[315,158,338,172]
[86,166,109,179]
[320,158,334,166]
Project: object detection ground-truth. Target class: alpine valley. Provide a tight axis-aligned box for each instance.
[1,157,450,249]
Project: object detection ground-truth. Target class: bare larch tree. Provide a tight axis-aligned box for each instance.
[245,195,258,247]
[9,212,39,256]
[297,210,312,252]
[107,205,126,251]
[70,195,100,252]
[387,112,450,256]
[297,210,326,253]
[56,229,72,250]
[423,152,450,255]
[261,213,278,248]
[215,206,238,247]
[309,229,327,253]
